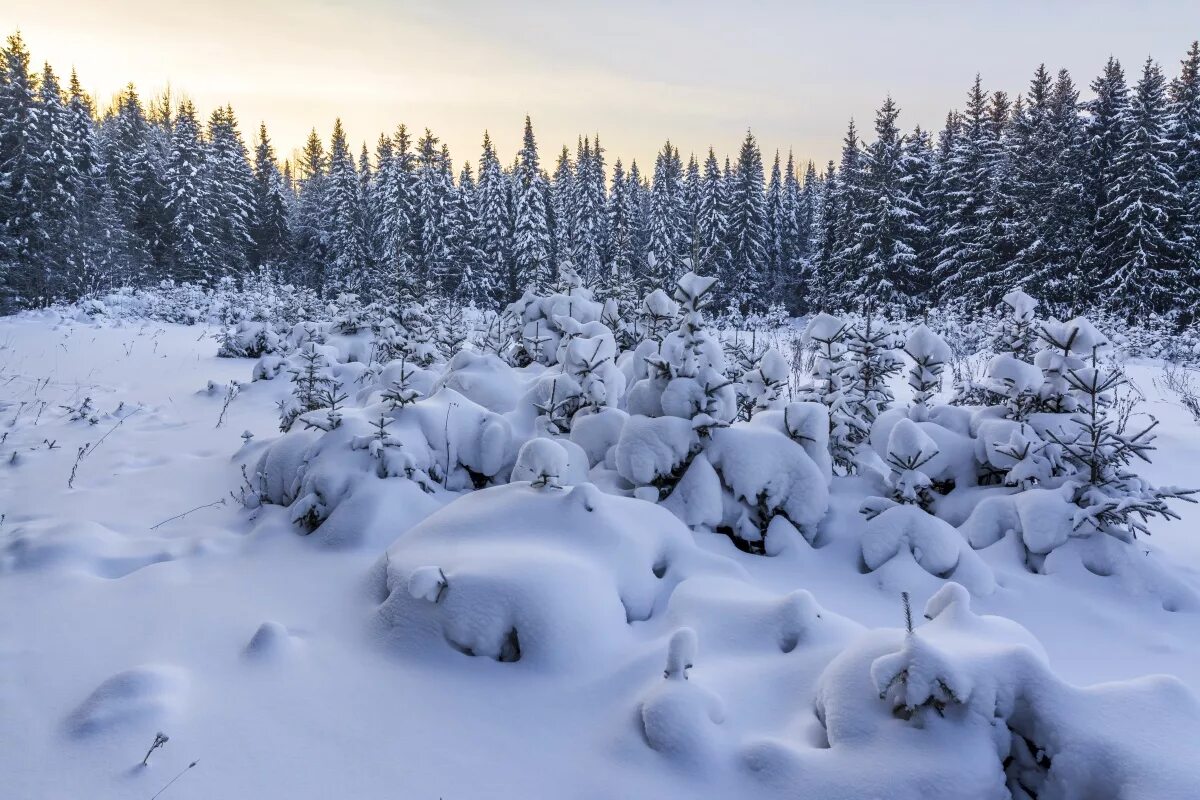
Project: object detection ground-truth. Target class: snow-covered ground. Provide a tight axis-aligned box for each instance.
[3,309,1199,799]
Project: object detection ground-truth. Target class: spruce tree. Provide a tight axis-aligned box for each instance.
[0,32,41,308]
[764,151,786,298]
[647,140,684,291]
[1082,58,1131,289]
[512,116,552,293]
[812,160,841,312]
[899,128,936,307]
[102,84,169,284]
[323,119,371,295]
[1094,58,1188,319]
[475,131,511,306]
[375,124,418,303]
[827,120,867,308]
[694,148,731,292]
[204,105,255,276]
[292,127,330,290]
[572,135,607,286]
[855,97,923,312]
[164,99,215,283]
[726,129,768,313]
[1170,41,1200,308]
[65,69,117,296]
[249,123,292,271]
[934,76,1003,308]
[550,144,576,278]
[30,62,78,301]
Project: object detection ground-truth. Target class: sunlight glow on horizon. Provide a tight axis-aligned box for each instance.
[5,0,1200,172]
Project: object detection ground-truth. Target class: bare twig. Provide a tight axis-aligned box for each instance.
[149,760,198,800]
[150,499,227,530]
[215,382,239,428]
[141,732,169,766]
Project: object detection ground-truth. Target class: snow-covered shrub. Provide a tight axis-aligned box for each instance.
[858,506,994,593]
[844,314,902,430]
[799,312,862,473]
[503,267,605,366]
[374,482,742,667]
[1043,353,1196,542]
[736,348,789,420]
[511,438,569,488]
[981,353,1044,421]
[859,583,1200,799]
[278,343,339,432]
[862,418,940,517]
[902,324,951,422]
[638,626,726,766]
[992,289,1039,361]
[218,319,283,359]
[613,274,828,553]
[1034,316,1107,413]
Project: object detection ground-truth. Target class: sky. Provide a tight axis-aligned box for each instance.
[5,0,1200,172]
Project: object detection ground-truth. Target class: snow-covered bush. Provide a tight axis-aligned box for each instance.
[799,312,862,473]
[902,324,951,422]
[373,482,742,667]
[1043,353,1196,542]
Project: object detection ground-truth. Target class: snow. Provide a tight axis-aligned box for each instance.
[3,308,1200,800]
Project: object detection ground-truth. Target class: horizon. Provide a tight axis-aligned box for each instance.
[6,0,1200,171]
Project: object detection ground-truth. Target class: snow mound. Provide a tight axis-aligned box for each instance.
[868,583,1200,800]
[375,482,744,669]
[861,505,996,594]
[638,628,727,768]
[64,665,188,738]
[243,621,300,661]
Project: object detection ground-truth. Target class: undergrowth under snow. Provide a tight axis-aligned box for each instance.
[3,281,1200,800]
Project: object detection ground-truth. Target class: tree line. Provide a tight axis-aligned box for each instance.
[2,30,1199,323]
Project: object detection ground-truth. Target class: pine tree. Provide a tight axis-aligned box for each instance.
[1170,41,1200,309]
[550,144,576,278]
[292,127,329,290]
[934,76,1004,308]
[572,136,607,286]
[1094,58,1188,319]
[164,99,216,283]
[323,119,371,295]
[249,123,292,270]
[65,69,117,296]
[475,130,511,306]
[1082,58,1131,290]
[854,97,923,313]
[647,140,684,291]
[899,128,936,307]
[694,148,730,287]
[102,83,169,284]
[511,116,552,293]
[29,62,79,301]
[726,129,768,313]
[204,105,255,276]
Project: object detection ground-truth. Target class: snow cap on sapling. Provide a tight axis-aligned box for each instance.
[408,566,449,603]
[512,438,570,488]
[664,627,698,680]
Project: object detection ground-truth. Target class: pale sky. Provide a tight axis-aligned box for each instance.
[6,0,1200,172]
